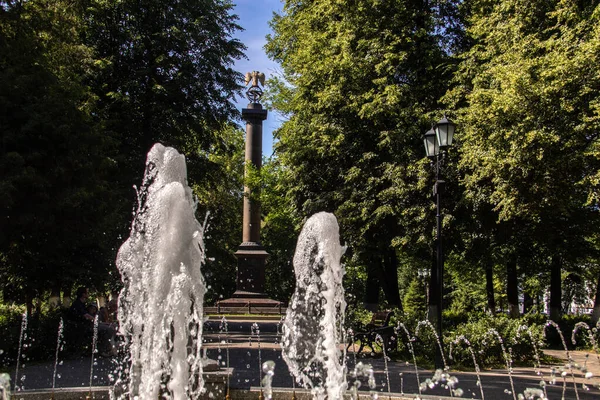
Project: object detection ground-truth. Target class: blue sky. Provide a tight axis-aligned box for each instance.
[231,0,284,157]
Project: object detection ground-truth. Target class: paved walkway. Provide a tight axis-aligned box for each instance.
[541,349,600,378]
[9,343,600,399]
[6,319,600,399]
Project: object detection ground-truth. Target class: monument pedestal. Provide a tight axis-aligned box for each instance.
[216,242,284,314]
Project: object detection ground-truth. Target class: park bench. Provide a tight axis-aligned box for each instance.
[62,309,122,357]
[347,310,397,354]
[61,309,95,355]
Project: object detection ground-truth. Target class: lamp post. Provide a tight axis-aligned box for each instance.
[417,267,431,316]
[423,115,456,369]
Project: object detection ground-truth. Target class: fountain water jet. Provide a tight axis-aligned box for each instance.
[281,212,347,400]
[262,360,276,399]
[449,335,484,400]
[0,373,10,400]
[486,329,516,400]
[115,143,208,400]
[14,312,28,392]
[219,317,231,397]
[546,320,580,400]
[252,323,263,396]
[395,322,421,397]
[375,334,392,398]
[51,318,64,397]
[89,315,99,393]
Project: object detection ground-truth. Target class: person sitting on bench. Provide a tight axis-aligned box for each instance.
[69,287,117,357]
[70,287,94,322]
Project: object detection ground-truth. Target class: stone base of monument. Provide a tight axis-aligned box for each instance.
[216,241,288,315]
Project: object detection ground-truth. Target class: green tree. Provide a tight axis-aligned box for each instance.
[83,0,247,236]
[445,255,487,315]
[266,0,463,309]
[0,0,119,312]
[83,0,248,301]
[403,277,428,318]
[196,123,244,304]
[260,157,301,302]
[0,0,249,310]
[447,0,600,318]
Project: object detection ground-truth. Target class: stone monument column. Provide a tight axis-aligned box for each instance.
[241,102,267,246]
[234,98,268,296]
[217,72,282,312]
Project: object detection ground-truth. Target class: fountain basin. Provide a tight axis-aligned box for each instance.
[227,388,423,399]
[9,386,430,400]
[11,369,234,400]
[9,386,111,400]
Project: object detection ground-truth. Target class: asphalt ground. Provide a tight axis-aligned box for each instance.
[5,320,600,399]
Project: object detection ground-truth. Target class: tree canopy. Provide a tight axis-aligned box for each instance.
[0,0,118,303]
[0,0,247,306]
[447,0,600,317]
[266,0,600,317]
[265,0,464,308]
[2,0,600,325]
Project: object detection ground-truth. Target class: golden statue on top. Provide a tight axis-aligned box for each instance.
[245,71,265,87]
[244,71,265,103]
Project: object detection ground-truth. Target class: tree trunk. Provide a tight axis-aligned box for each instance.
[34,296,42,321]
[381,250,401,309]
[62,285,73,308]
[485,259,496,314]
[523,291,533,314]
[364,262,380,311]
[25,290,33,318]
[506,257,520,318]
[550,255,562,321]
[590,270,600,326]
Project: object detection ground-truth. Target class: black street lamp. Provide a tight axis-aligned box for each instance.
[423,114,456,369]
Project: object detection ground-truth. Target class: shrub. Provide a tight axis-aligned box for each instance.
[0,304,25,370]
[447,314,544,370]
[403,278,427,318]
[442,309,485,327]
[0,304,71,370]
[344,303,373,332]
[525,313,597,350]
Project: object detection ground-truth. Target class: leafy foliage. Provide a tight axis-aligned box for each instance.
[196,124,245,304]
[445,0,600,317]
[448,315,545,369]
[403,278,428,318]
[0,0,248,306]
[0,0,120,300]
[266,0,463,307]
[260,157,301,301]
